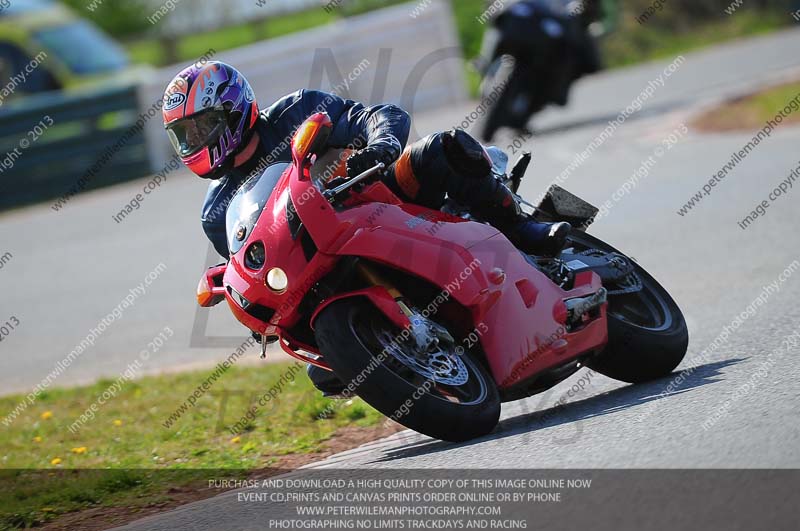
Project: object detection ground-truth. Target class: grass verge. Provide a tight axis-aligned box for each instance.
[692,79,800,132]
[0,362,384,529]
[603,9,791,68]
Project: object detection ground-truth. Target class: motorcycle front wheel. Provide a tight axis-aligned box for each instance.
[480,57,522,142]
[480,57,546,142]
[314,299,500,442]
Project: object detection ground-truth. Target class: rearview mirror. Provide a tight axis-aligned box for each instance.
[291,112,333,164]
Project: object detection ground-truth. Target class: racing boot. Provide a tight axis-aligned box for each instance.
[441,129,571,256]
[307,365,349,398]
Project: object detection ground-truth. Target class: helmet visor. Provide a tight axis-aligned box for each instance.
[165,108,227,157]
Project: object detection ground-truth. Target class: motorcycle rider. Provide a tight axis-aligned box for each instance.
[477,0,611,106]
[162,61,570,394]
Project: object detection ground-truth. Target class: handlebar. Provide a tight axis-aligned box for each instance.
[323,163,386,201]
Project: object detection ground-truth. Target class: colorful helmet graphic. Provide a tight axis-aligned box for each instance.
[162,61,259,177]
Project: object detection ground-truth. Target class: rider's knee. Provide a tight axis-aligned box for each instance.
[441,129,492,180]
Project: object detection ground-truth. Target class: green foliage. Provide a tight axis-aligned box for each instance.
[0,362,383,529]
[71,0,795,72]
[451,0,794,65]
[450,0,491,61]
[339,0,409,16]
[127,5,340,66]
[345,402,369,421]
[693,79,800,130]
[603,0,793,67]
[60,0,152,38]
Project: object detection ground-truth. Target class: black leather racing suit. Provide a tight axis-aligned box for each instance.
[201,89,528,260]
[201,89,410,257]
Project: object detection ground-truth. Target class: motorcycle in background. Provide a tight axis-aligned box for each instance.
[476,0,610,141]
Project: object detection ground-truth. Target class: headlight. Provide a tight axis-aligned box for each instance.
[266,268,288,292]
[244,242,265,270]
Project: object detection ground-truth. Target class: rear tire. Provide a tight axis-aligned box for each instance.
[568,232,689,383]
[314,299,501,442]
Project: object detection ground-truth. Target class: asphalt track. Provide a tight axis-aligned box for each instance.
[0,28,799,530]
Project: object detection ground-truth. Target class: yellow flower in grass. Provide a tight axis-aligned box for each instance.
[50,457,62,465]
[40,411,53,420]
[230,436,241,444]
[71,446,87,455]
[113,419,123,427]
[33,436,42,443]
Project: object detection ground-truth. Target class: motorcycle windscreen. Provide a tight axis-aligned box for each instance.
[225,163,290,255]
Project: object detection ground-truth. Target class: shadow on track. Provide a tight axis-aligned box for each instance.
[371,358,744,463]
[511,99,690,139]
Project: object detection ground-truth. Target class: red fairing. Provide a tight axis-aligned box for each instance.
[288,169,607,389]
[222,165,339,339]
[310,286,412,332]
[214,116,607,387]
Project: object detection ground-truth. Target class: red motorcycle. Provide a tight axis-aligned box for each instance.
[197,113,688,442]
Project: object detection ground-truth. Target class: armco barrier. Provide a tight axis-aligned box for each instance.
[0,1,466,209]
[0,84,150,211]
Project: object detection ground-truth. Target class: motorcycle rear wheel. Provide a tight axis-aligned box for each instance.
[567,231,689,383]
[314,299,500,442]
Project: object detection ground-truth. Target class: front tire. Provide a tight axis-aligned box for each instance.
[480,57,522,142]
[567,232,689,383]
[314,299,500,442]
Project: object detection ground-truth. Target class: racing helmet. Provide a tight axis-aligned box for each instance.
[162,61,259,178]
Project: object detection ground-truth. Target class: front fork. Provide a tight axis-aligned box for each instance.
[356,263,456,354]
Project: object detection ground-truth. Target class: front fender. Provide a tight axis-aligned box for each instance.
[310,286,411,331]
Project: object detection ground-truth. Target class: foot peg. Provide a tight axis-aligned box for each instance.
[544,221,571,256]
[307,365,348,397]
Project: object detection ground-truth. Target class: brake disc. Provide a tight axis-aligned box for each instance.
[377,330,469,386]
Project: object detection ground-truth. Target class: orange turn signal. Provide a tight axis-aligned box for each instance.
[197,266,226,307]
[291,113,333,163]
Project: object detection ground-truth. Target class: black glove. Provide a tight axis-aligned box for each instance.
[345,146,393,179]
